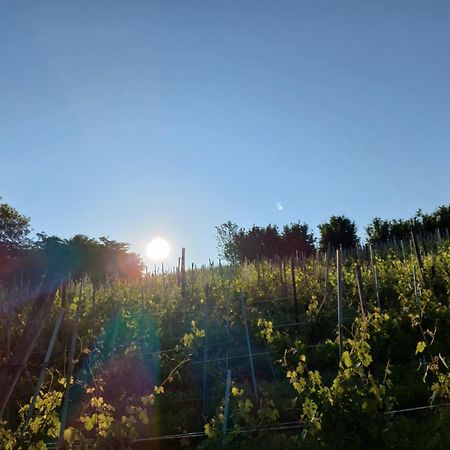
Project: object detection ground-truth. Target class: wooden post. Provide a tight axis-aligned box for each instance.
[92,283,96,307]
[202,286,209,415]
[369,245,381,309]
[400,240,406,261]
[5,313,11,366]
[0,275,60,418]
[181,248,186,303]
[336,249,344,359]
[190,262,195,297]
[222,369,232,447]
[279,257,283,286]
[355,262,367,319]
[240,292,258,403]
[290,257,299,324]
[59,309,80,444]
[322,247,331,311]
[61,283,67,309]
[225,272,231,372]
[413,266,420,307]
[201,332,208,414]
[315,249,320,281]
[111,309,120,353]
[355,244,360,263]
[22,309,65,432]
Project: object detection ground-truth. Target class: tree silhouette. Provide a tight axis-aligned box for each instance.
[318,215,358,251]
[366,205,450,244]
[216,221,315,262]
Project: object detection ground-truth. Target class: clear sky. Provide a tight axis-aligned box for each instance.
[1,1,449,268]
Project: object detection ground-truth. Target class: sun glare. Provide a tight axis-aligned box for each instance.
[146,237,170,260]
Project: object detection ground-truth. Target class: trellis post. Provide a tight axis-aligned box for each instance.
[22,309,65,433]
[290,257,299,324]
[355,262,367,319]
[59,308,80,444]
[222,369,232,446]
[240,292,258,403]
[369,245,381,309]
[337,248,344,359]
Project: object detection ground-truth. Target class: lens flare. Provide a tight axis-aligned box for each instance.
[146,237,170,260]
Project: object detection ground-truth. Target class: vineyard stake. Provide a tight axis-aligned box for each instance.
[111,309,120,353]
[240,292,258,403]
[355,262,367,319]
[59,308,81,445]
[400,240,406,261]
[369,245,381,309]
[5,312,11,366]
[181,247,186,304]
[318,246,331,315]
[202,286,209,415]
[225,270,232,372]
[337,249,344,359]
[0,275,61,418]
[411,231,424,286]
[222,369,232,446]
[290,258,299,324]
[393,235,398,253]
[413,266,420,307]
[202,332,208,414]
[22,308,65,433]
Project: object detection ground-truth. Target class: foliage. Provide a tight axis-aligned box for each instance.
[216,221,315,262]
[366,204,450,244]
[0,199,31,249]
[318,215,359,250]
[2,199,450,448]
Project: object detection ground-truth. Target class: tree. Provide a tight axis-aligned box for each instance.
[215,222,239,262]
[0,199,31,250]
[281,223,315,258]
[365,204,450,244]
[0,199,33,287]
[215,221,315,262]
[318,215,358,251]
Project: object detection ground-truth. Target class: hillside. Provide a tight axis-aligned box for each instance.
[1,236,450,449]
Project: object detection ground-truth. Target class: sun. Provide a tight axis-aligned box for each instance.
[146,237,170,260]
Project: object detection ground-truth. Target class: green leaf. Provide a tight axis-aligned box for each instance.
[342,351,352,368]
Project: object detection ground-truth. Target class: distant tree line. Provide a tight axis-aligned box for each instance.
[216,221,315,263]
[0,198,143,290]
[216,204,450,262]
[365,205,450,244]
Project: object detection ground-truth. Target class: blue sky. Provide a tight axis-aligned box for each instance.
[1,1,449,267]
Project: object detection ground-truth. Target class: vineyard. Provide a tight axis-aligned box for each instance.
[1,236,450,449]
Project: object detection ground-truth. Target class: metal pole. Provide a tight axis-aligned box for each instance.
[411,231,424,286]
